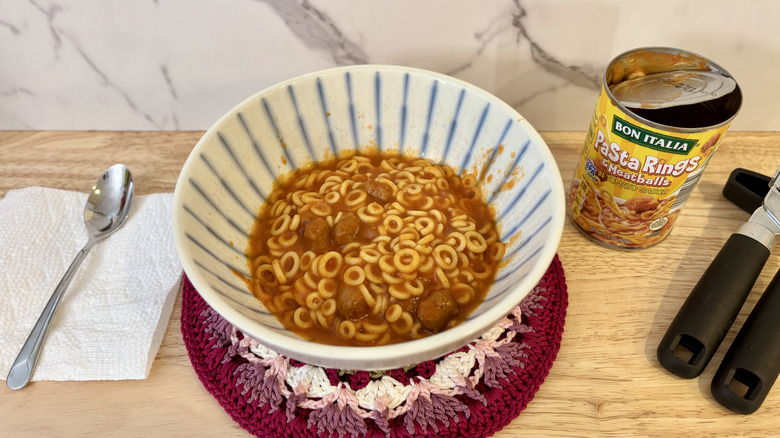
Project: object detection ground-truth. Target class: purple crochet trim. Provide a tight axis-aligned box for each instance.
[181,255,568,438]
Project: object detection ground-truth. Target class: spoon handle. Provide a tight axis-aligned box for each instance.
[6,242,94,390]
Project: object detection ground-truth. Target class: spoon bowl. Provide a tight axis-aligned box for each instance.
[5,164,135,390]
[85,164,134,237]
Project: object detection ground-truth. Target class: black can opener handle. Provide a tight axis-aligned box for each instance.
[709,169,780,413]
[712,266,780,414]
[658,167,780,379]
[657,233,770,379]
[722,168,770,213]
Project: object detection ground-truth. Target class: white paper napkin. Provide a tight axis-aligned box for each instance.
[0,186,182,382]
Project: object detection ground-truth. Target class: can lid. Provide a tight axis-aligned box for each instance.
[609,70,737,110]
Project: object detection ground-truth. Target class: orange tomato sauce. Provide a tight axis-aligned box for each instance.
[246,152,505,346]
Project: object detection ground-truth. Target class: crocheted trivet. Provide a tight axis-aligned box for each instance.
[181,255,567,438]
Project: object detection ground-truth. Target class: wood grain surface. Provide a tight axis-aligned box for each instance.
[1,130,779,437]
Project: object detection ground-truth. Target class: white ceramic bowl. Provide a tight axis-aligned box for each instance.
[173,65,564,370]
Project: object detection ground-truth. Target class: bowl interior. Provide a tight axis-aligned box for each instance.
[173,65,564,370]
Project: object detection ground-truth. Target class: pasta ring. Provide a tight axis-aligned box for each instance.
[364,263,384,284]
[277,231,298,247]
[320,298,337,317]
[385,303,403,323]
[432,244,458,270]
[464,231,488,253]
[388,284,411,300]
[391,311,414,333]
[446,232,467,252]
[357,207,381,224]
[279,251,300,279]
[271,259,289,285]
[337,321,357,339]
[343,265,366,286]
[270,215,291,236]
[314,309,329,328]
[452,283,475,305]
[255,264,279,287]
[345,189,368,207]
[378,254,396,273]
[310,200,331,217]
[393,248,420,274]
[324,191,341,204]
[362,320,388,334]
[317,252,343,278]
[305,291,322,310]
[317,278,337,299]
[383,214,404,234]
[360,247,381,264]
[300,251,315,271]
[434,266,450,289]
[293,307,314,329]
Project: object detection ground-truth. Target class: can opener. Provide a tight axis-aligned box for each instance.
[657,166,780,414]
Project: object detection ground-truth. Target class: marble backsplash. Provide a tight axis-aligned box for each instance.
[2,0,778,132]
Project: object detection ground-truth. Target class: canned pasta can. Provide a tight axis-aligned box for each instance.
[568,47,742,249]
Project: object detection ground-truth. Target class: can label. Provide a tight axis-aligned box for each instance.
[568,85,731,248]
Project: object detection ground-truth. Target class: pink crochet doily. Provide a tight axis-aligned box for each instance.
[181,255,567,438]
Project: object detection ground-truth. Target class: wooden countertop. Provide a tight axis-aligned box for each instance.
[2,131,779,436]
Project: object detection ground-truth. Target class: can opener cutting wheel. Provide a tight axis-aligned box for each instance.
[658,167,780,414]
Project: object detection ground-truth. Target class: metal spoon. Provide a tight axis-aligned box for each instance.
[6,164,135,390]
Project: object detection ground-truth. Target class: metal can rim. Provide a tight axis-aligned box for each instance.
[603,46,743,134]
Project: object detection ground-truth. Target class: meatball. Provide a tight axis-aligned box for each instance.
[304,217,330,253]
[416,289,459,333]
[624,195,659,214]
[363,179,393,203]
[299,208,319,225]
[336,284,370,320]
[332,212,361,246]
